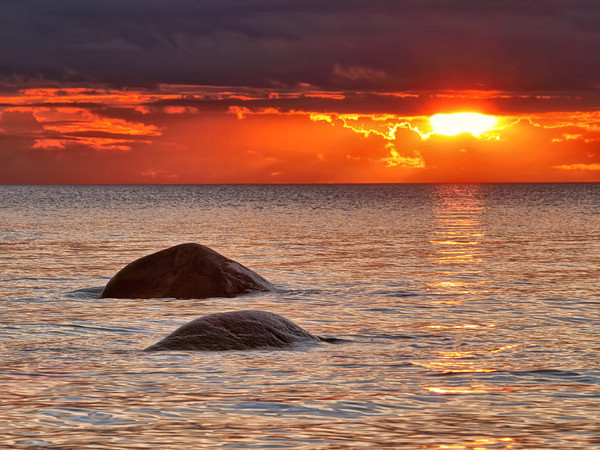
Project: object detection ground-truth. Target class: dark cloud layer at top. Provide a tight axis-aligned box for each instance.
[1,0,599,92]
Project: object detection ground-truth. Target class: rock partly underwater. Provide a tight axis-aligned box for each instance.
[144,310,323,351]
[101,243,274,299]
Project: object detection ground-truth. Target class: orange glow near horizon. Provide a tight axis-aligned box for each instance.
[0,85,599,183]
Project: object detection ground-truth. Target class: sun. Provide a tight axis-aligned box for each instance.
[429,112,498,137]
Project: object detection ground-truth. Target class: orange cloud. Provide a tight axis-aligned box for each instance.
[31,139,65,150]
[221,105,600,181]
[33,137,141,152]
[228,106,281,120]
[41,116,159,137]
[553,163,600,171]
[1,85,599,183]
[163,106,199,114]
[308,112,428,168]
[141,169,179,180]
[0,88,159,107]
[1,101,161,153]
[304,92,346,100]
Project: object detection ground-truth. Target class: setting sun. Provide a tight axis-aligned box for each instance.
[429,112,498,137]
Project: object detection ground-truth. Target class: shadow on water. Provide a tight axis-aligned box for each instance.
[65,286,104,299]
[317,336,352,344]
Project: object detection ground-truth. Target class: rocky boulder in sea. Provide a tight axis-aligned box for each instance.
[144,310,322,351]
[101,243,274,299]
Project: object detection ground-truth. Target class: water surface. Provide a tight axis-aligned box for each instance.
[1,184,599,448]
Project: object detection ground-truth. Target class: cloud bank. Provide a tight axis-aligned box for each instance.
[1,0,599,92]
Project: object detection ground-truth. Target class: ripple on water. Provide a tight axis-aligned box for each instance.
[1,184,600,448]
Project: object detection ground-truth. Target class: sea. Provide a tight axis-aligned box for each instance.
[1,183,599,449]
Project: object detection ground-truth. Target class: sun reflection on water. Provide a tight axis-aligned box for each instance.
[428,184,493,303]
[424,385,515,394]
[427,324,496,329]
[427,436,515,449]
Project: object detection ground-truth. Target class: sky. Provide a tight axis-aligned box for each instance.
[0,0,599,183]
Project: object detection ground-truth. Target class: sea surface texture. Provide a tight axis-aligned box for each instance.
[1,184,599,449]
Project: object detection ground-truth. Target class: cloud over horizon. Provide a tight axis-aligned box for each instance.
[0,1,598,183]
[1,0,599,92]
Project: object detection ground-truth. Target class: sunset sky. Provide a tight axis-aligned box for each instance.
[1,0,599,183]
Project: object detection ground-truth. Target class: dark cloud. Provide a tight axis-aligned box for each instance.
[1,0,598,92]
[143,90,600,115]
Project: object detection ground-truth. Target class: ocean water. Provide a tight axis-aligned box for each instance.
[1,183,599,449]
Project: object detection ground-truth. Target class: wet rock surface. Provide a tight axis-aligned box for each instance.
[101,243,274,299]
[144,310,322,351]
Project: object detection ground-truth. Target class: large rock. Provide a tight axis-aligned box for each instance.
[144,310,322,351]
[101,243,274,299]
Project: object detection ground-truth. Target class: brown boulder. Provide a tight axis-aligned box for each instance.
[101,243,274,299]
[144,310,322,351]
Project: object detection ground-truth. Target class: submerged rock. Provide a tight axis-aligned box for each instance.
[144,310,322,351]
[101,243,274,299]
